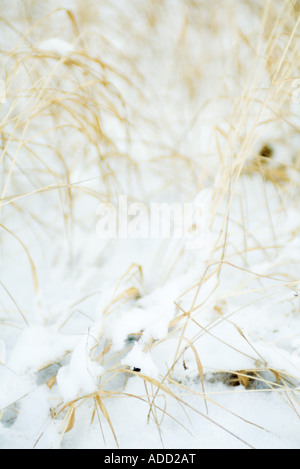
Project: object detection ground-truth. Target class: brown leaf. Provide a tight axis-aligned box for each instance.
[112,287,140,304]
[64,406,76,433]
[96,395,119,448]
[47,375,57,389]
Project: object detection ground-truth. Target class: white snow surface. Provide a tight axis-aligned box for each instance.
[38,38,75,55]
[0,340,6,365]
[0,0,300,450]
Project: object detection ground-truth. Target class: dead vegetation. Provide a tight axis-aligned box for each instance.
[0,0,300,449]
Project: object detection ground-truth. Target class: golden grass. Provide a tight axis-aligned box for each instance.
[0,0,300,449]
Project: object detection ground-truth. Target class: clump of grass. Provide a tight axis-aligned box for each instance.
[1,0,300,449]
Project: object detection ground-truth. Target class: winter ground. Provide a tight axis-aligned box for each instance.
[0,0,300,449]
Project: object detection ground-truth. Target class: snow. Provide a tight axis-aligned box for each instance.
[0,340,6,365]
[122,343,159,379]
[57,334,104,402]
[0,0,300,450]
[8,327,77,374]
[38,38,75,55]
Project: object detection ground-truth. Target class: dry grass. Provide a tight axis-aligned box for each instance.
[0,0,300,449]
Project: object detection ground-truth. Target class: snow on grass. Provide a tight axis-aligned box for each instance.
[57,334,104,402]
[0,0,300,450]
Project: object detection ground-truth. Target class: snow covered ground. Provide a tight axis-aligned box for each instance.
[0,0,300,449]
